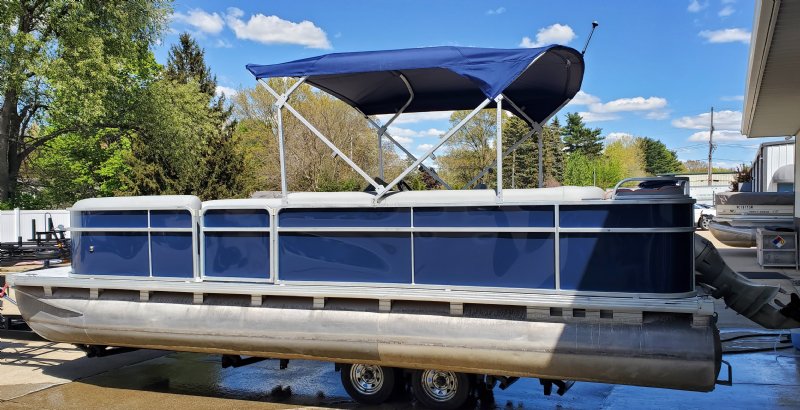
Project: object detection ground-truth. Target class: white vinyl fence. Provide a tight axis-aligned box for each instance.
[0,209,70,243]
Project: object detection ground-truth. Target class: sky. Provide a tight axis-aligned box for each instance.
[156,0,786,169]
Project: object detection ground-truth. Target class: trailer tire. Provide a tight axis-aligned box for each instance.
[411,369,471,410]
[340,363,396,404]
[698,215,711,230]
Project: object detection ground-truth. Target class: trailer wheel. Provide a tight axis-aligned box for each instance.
[411,369,471,410]
[699,215,711,230]
[340,363,395,404]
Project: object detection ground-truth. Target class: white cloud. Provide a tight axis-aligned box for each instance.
[387,127,444,139]
[227,7,244,19]
[225,7,331,49]
[688,130,746,141]
[718,5,735,17]
[578,111,620,122]
[591,96,668,113]
[699,28,750,44]
[520,23,576,48]
[567,91,668,122]
[568,90,601,106]
[672,110,742,130]
[644,110,670,120]
[721,95,744,101]
[387,127,417,138]
[172,9,225,34]
[214,38,233,48]
[605,132,634,143]
[486,7,506,15]
[393,136,413,145]
[420,128,445,137]
[377,111,454,125]
[417,143,434,152]
[688,0,707,12]
[215,85,237,98]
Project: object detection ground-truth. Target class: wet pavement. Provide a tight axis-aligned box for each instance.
[2,342,800,410]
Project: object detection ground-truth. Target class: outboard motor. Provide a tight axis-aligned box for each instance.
[694,235,800,329]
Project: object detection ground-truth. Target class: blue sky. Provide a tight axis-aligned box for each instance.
[157,0,784,168]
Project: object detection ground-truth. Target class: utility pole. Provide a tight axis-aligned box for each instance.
[707,107,714,186]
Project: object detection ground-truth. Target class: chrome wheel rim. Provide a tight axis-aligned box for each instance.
[350,364,384,395]
[420,369,458,402]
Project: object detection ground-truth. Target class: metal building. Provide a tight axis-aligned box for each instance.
[750,140,795,192]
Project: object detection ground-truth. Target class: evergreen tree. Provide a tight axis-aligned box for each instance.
[562,113,604,158]
[542,117,565,185]
[502,115,537,188]
[638,137,683,175]
[166,34,217,98]
[159,33,244,199]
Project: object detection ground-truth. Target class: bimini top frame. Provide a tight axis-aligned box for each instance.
[247,45,585,201]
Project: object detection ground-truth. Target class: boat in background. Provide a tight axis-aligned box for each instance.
[710,191,793,247]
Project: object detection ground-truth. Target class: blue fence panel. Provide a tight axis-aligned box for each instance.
[279,233,412,283]
[414,206,554,228]
[204,232,270,279]
[559,204,693,228]
[72,232,150,276]
[204,209,270,228]
[151,232,194,278]
[150,210,192,228]
[79,211,148,228]
[279,208,410,228]
[559,232,693,293]
[414,233,556,288]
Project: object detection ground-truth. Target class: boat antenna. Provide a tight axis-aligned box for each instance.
[581,21,599,55]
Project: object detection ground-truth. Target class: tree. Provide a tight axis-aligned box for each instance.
[562,113,603,158]
[23,128,132,208]
[542,117,565,185]
[500,116,565,188]
[437,109,496,188]
[682,159,735,173]
[232,78,401,193]
[502,115,536,188]
[166,33,216,98]
[638,137,683,175]
[121,79,215,196]
[731,163,752,192]
[158,32,244,200]
[683,159,708,173]
[604,135,646,179]
[563,152,623,189]
[0,0,170,203]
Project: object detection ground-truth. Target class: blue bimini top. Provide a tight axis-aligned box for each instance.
[246,45,584,126]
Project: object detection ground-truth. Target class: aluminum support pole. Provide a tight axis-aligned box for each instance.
[365,117,453,190]
[376,98,493,200]
[378,131,383,180]
[376,74,415,180]
[258,79,383,191]
[538,125,544,188]
[495,95,503,200]
[276,107,288,196]
[261,77,307,197]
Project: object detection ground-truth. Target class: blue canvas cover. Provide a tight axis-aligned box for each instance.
[247,45,584,125]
